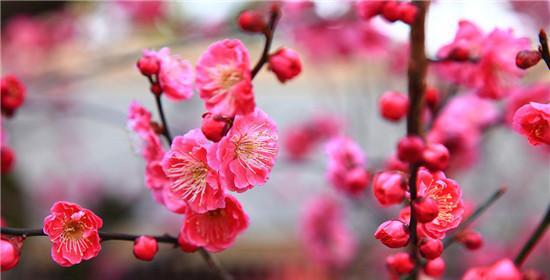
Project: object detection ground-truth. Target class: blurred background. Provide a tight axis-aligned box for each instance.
[1,1,549,279]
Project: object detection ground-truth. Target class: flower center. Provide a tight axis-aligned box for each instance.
[232,128,277,172]
[63,221,84,240]
[169,153,209,204]
[426,180,456,224]
[217,67,243,90]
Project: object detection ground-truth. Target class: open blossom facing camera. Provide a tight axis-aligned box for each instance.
[512,102,550,146]
[43,201,103,267]
[301,196,356,268]
[179,195,248,252]
[162,129,224,213]
[416,168,464,239]
[325,136,369,196]
[141,48,194,101]
[196,39,254,117]
[214,108,278,193]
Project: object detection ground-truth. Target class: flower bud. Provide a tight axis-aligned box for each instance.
[344,167,370,195]
[177,233,198,253]
[379,91,409,122]
[1,146,15,174]
[381,1,400,22]
[133,236,158,261]
[201,112,233,142]
[398,3,417,25]
[268,47,302,83]
[425,87,440,109]
[386,252,414,275]
[515,50,541,69]
[1,75,26,117]
[1,236,23,271]
[419,238,443,260]
[238,10,267,33]
[397,135,424,163]
[457,229,483,250]
[137,55,160,77]
[422,143,450,171]
[374,220,410,248]
[373,171,406,206]
[357,1,385,20]
[447,44,470,61]
[424,257,445,277]
[413,196,439,223]
[150,83,163,96]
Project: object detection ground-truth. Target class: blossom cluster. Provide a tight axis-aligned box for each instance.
[1,75,26,174]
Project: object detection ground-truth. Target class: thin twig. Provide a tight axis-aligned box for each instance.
[538,29,550,70]
[154,94,173,143]
[250,7,281,79]
[443,187,507,248]
[514,203,550,267]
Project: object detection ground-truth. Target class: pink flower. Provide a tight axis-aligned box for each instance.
[374,220,410,248]
[116,1,166,24]
[268,47,302,83]
[43,201,103,267]
[463,259,521,280]
[196,39,254,117]
[373,171,406,206]
[386,252,414,276]
[1,235,23,271]
[143,48,194,101]
[127,101,164,162]
[512,102,550,146]
[325,136,368,196]
[300,196,356,268]
[179,195,248,252]
[379,91,409,122]
[133,236,158,261]
[505,85,550,124]
[416,168,464,239]
[1,75,26,117]
[435,20,530,99]
[162,129,224,213]
[214,108,278,193]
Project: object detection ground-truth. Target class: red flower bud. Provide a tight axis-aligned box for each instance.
[448,45,470,61]
[422,143,450,171]
[425,87,440,109]
[397,135,424,163]
[1,75,26,117]
[381,1,400,22]
[515,50,541,69]
[398,3,417,25]
[344,167,370,195]
[1,146,15,174]
[521,269,546,280]
[1,236,23,271]
[268,47,302,83]
[137,54,160,77]
[357,1,385,20]
[424,257,445,277]
[238,10,267,33]
[419,238,443,260]
[386,252,414,275]
[133,236,158,261]
[414,196,439,223]
[375,220,410,248]
[177,233,198,253]
[201,112,233,142]
[457,229,483,250]
[379,91,409,122]
[150,83,163,96]
[373,171,406,206]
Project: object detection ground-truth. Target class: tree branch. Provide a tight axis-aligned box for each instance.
[538,29,550,70]
[250,7,281,79]
[514,203,550,267]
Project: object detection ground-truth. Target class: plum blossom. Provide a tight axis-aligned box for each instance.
[435,20,530,99]
[462,259,521,280]
[325,136,369,196]
[416,168,464,239]
[127,101,164,162]
[43,201,103,267]
[512,102,550,146]
[1,235,23,271]
[213,108,278,193]
[505,84,550,124]
[196,39,254,116]
[162,129,224,213]
[1,75,26,117]
[179,195,248,252]
[142,48,194,101]
[300,196,356,268]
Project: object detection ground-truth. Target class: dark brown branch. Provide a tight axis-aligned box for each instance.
[514,203,550,267]
[538,29,550,70]
[443,187,507,248]
[405,1,430,279]
[154,94,173,143]
[250,7,281,79]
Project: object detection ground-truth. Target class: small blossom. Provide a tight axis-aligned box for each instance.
[196,39,254,117]
[373,171,406,206]
[1,235,23,271]
[201,112,233,142]
[422,143,450,171]
[397,135,425,163]
[512,102,550,146]
[1,75,26,117]
[325,136,368,196]
[214,108,278,193]
[179,195,248,252]
[127,101,165,162]
[133,236,158,261]
[238,10,266,33]
[463,259,521,280]
[416,168,464,239]
[386,252,414,276]
[398,3,417,25]
[505,84,550,124]
[515,50,541,69]
[143,48,194,101]
[268,47,302,83]
[379,91,409,122]
[162,129,225,213]
[356,1,386,20]
[413,196,439,223]
[424,257,445,278]
[1,146,15,174]
[425,87,441,109]
[43,201,103,267]
[381,1,400,22]
[419,238,443,260]
[457,229,483,250]
[136,53,160,76]
[374,220,410,248]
